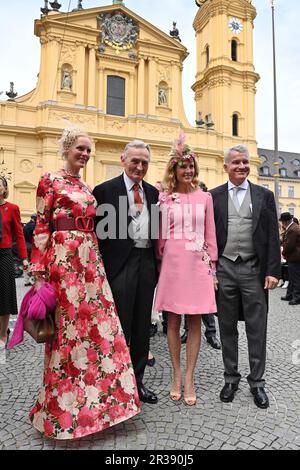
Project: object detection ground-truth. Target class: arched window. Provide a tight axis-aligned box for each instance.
[288,186,294,198]
[260,155,267,163]
[205,45,210,67]
[279,168,287,177]
[231,40,238,61]
[107,76,125,116]
[262,166,270,176]
[232,113,239,136]
[292,159,300,166]
[279,157,284,164]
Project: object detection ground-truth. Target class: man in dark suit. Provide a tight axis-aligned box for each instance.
[280,212,300,305]
[93,140,159,404]
[210,144,281,408]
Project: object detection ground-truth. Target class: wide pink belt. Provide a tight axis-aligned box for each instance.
[54,216,94,233]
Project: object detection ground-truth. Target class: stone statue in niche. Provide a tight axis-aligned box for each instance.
[158,87,167,106]
[61,70,72,91]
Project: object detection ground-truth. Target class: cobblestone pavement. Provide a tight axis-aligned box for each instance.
[0,278,300,450]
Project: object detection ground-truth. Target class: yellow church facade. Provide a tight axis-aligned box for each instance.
[0,0,260,220]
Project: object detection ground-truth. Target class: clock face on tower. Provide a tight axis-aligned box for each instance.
[228,17,243,34]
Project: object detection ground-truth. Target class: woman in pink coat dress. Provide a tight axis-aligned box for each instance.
[154,134,218,406]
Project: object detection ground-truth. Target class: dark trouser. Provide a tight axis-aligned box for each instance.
[216,256,267,388]
[281,263,289,282]
[287,262,300,301]
[109,248,156,387]
[162,311,168,329]
[202,314,217,339]
[162,312,217,338]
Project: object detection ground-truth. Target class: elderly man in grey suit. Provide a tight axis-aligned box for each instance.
[210,145,281,408]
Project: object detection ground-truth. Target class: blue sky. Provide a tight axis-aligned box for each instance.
[0,0,299,152]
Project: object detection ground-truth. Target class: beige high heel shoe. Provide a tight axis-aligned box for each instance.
[183,384,197,406]
[169,378,182,401]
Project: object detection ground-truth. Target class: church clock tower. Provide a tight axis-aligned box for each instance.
[192,0,259,149]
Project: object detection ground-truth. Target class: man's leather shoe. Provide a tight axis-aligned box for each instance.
[181,330,188,344]
[207,336,221,349]
[281,296,292,301]
[289,299,300,305]
[146,356,156,367]
[5,329,10,349]
[220,383,238,403]
[251,387,269,409]
[138,384,158,404]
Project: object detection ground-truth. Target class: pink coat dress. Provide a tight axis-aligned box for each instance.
[154,189,218,315]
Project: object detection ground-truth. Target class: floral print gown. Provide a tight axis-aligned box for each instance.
[29,170,140,440]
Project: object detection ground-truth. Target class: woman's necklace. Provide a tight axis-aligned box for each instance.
[63,168,81,178]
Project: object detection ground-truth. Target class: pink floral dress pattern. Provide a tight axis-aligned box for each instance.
[29,170,140,440]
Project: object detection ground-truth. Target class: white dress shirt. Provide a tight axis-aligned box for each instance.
[123,172,151,247]
[228,179,249,207]
[123,172,144,208]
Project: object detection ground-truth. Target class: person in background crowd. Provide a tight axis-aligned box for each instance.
[23,213,37,286]
[0,176,28,349]
[277,221,289,289]
[210,144,281,409]
[28,127,140,440]
[279,212,300,305]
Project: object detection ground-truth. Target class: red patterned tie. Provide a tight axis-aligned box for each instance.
[133,183,143,212]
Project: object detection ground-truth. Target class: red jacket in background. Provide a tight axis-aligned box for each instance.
[0,201,28,259]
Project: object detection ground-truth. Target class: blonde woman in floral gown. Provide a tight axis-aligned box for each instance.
[29,127,140,439]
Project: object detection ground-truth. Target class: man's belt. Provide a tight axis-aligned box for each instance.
[54,217,94,233]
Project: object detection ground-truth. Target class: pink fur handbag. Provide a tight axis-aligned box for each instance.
[8,283,57,348]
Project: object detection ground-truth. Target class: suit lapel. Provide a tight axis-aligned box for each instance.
[143,182,159,240]
[218,183,229,232]
[249,181,263,233]
[143,181,155,211]
[113,175,131,226]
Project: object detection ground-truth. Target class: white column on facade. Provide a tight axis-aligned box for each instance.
[148,58,157,117]
[171,61,180,119]
[137,57,145,115]
[88,47,96,108]
[76,43,86,105]
[128,72,135,116]
[98,66,105,112]
[47,40,60,102]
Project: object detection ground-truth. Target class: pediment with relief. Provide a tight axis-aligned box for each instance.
[35,4,187,55]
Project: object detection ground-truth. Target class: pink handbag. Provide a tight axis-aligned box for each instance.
[24,282,57,343]
[8,283,57,348]
[23,312,56,344]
